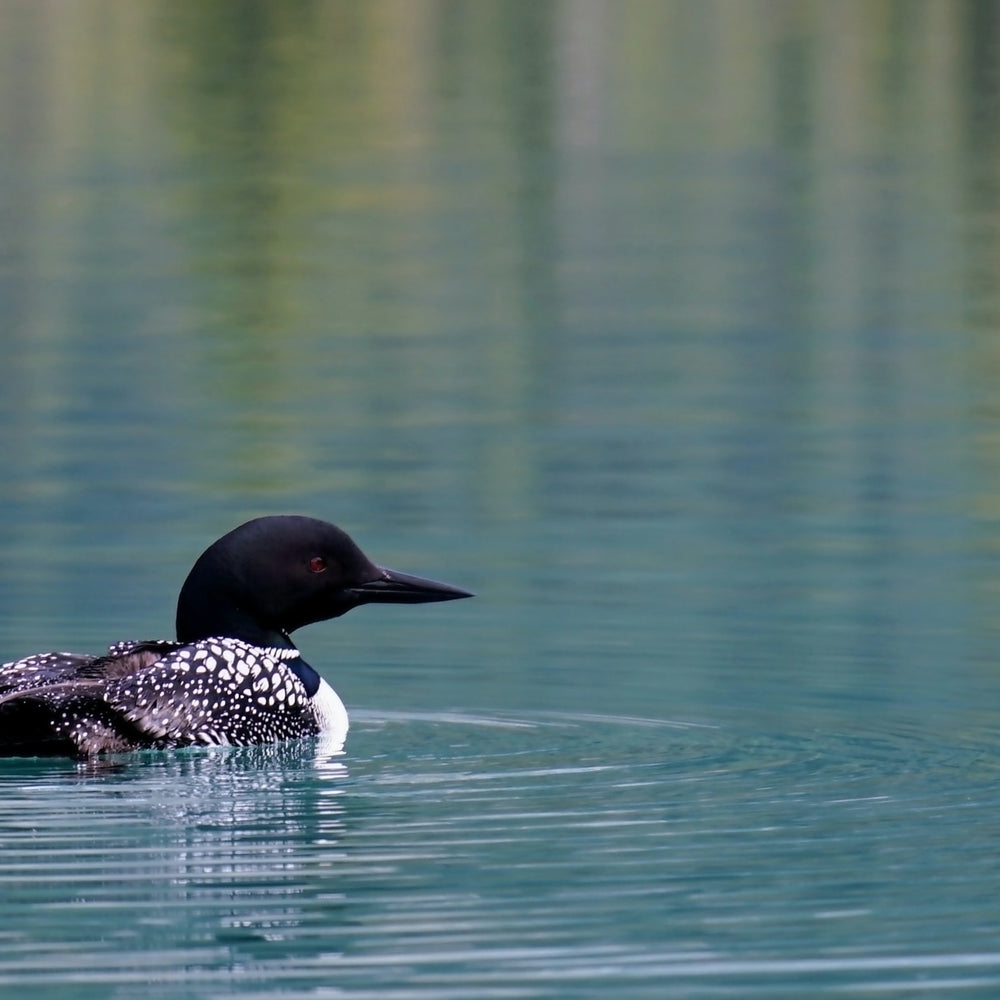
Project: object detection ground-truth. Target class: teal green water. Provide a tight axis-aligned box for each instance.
[4,2,1000,996]
[3,718,1000,999]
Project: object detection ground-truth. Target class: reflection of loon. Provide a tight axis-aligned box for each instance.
[0,516,472,758]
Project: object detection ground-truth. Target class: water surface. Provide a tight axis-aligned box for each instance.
[3,2,1000,997]
[3,712,1000,998]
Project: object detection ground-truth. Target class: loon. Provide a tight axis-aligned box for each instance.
[0,516,472,759]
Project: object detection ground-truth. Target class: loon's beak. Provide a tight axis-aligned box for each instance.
[350,567,474,605]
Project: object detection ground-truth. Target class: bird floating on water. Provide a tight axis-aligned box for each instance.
[0,516,472,759]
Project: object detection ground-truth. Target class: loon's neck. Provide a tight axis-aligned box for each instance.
[177,583,298,651]
[185,620,296,652]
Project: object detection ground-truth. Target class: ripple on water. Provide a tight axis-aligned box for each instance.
[0,711,999,998]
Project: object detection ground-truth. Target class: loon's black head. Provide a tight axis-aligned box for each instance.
[175,515,473,647]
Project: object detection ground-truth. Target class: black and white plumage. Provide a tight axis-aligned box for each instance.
[0,516,472,759]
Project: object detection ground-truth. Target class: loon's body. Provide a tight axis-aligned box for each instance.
[0,516,471,759]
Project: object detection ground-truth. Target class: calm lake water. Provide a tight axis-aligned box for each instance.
[4,2,1000,997]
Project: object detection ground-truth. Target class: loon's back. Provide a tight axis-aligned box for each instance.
[0,639,334,758]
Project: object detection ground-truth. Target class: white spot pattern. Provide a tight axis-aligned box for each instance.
[0,636,343,756]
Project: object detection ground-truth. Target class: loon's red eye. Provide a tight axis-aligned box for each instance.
[309,556,327,573]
